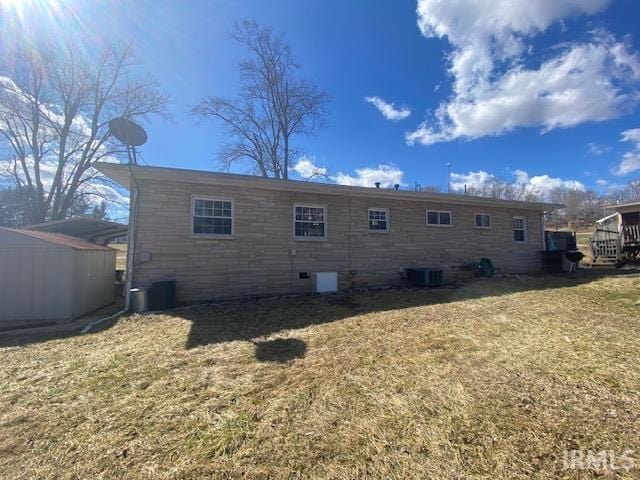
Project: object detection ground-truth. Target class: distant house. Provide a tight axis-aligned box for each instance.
[96,163,561,303]
[595,212,619,231]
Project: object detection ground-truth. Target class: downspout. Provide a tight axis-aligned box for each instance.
[81,164,139,335]
[541,211,547,251]
[124,164,140,311]
[80,308,127,334]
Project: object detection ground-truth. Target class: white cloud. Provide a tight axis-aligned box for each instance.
[292,156,328,179]
[614,153,640,176]
[450,170,496,191]
[291,157,405,189]
[524,174,585,197]
[595,178,609,186]
[621,127,640,144]
[450,168,584,199]
[408,1,640,145]
[613,128,640,176]
[364,96,411,121]
[588,142,611,156]
[334,164,405,188]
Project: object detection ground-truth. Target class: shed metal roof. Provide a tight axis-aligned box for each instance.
[0,228,115,251]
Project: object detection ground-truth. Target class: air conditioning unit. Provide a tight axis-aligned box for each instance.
[405,268,444,287]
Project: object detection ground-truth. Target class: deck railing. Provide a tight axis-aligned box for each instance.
[622,224,640,247]
[591,228,619,259]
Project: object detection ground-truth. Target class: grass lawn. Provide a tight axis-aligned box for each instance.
[1,275,640,479]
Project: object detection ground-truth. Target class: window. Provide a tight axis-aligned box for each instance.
[368,208,389,232]
[192,197,233,235]
[513,216,527,242]
[294,205,326,239]
[426,210,452,227]
[475,213,491,228]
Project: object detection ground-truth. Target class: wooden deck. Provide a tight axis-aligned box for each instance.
[591,224,640,262]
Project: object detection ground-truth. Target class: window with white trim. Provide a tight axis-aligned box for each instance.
[294,205,326,238]
[368,208,389,232]
[513,216,527,242]
[475,213,491,228]
[426,210,452,226]
[192,198,233,235]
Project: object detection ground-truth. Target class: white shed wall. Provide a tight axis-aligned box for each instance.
[72,249,116,318]
[0,228,116,325]
[0,242,74,323]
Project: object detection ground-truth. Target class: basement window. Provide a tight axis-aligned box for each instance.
[426,210,452,227]
[368,208,389,232]
[294,205,326,239]
[513,216,527,242]
[192,197,233,236]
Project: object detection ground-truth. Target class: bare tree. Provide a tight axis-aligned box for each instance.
[193,19,328,179]
[626,179,640,202]
[0,186,28,227]
[0,40,167,224]
[464,177,541,202]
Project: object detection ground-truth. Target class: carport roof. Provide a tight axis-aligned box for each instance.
[24,218,128,245]
[1,228,115,251]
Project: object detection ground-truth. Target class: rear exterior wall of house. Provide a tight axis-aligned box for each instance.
[132,179,544,303]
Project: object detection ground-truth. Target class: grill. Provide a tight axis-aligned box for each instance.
[565,250,585,273]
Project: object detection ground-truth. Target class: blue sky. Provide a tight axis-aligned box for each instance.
[4,0,640,198]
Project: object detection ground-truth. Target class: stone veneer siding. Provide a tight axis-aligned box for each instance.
[132,178,544,303]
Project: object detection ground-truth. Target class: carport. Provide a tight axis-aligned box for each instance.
[24,218,127,245]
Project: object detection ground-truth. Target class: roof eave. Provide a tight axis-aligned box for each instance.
[94,162,564,211]
[606,201,640,211]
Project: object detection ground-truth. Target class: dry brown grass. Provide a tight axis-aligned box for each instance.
[1,275,640,479]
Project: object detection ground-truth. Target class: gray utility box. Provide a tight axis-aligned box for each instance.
[406,268,444,287]
[130,288,150,313]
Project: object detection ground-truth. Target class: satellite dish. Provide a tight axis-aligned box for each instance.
[109,117,147,147]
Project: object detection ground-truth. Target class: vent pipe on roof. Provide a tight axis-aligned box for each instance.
[375,182,381,188]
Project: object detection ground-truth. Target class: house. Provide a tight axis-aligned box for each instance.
[95,163,561,303]
[595,212,619,230]
[591,201,640,262]
[0,228,116,326]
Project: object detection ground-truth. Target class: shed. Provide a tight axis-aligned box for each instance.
[0,227,116,326]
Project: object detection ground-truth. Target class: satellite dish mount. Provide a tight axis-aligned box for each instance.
[108,117,148,165]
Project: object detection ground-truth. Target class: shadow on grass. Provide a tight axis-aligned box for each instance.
[0,312,121,349]
[1,269,637,350]
[254,338,307,363]
[181,271,636,349]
